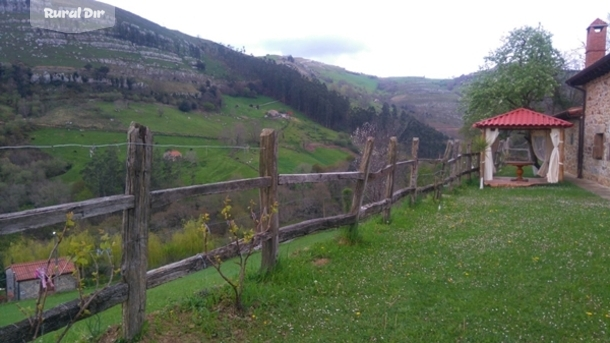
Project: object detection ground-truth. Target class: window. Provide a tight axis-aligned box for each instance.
[593,133,604,160]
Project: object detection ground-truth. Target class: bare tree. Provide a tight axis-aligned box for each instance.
[233,123,247,146]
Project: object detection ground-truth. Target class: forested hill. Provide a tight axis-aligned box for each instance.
[0,0,448,157]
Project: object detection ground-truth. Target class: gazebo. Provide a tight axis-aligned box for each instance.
[472,108,573,187]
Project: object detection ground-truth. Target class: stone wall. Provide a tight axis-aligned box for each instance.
[54,275,77,293]
[15,275,77,300]
[583,73,610,186]
[563,121,580,176]
[17,279,40,300]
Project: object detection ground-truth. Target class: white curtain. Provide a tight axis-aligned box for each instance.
[484,128,500,181]
[531,130,546,176]
[547,128,560,183]
[534,131,554,177]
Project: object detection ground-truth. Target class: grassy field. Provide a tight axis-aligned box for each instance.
[110,181,609,342]
[3,181,610,341]
[0,230,341,342]
[28,96,351,184]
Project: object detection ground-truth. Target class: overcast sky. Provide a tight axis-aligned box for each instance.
[101,0,609,79]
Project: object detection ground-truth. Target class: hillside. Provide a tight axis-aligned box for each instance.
[271,56,472,138]
[0,0,450,152]
[0,0,453,222]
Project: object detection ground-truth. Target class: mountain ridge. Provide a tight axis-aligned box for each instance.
[0,0,452,155]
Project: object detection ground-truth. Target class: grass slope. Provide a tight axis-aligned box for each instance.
[0,231,340,342]
[127,181,610,342]
[29,96,351,184]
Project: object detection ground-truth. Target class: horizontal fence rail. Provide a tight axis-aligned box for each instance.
[278,171,363,185]
[151,177,272,208]
[0,195,134,235]
[0,125,481,342]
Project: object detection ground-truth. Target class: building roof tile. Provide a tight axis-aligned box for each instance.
[473,108,574,129]
[7,258,75,282]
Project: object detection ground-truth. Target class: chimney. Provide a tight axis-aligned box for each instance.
[585,18,608,68]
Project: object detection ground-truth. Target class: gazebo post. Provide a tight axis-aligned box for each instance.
[480,129,486,189]
[559,129,565,182]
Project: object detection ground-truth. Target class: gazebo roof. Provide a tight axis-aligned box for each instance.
[473,108,574,130]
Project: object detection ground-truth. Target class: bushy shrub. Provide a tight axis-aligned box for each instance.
[178,100,191,112]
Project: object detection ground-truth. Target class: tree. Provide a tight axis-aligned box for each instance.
[81,146,125,197]
[380,102,391,130]
[178,100,192,112]
[461,24,565,137]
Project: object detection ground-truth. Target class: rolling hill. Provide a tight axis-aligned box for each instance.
[270,56,473,138]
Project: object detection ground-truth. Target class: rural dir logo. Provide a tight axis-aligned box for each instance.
[30,0,116,34]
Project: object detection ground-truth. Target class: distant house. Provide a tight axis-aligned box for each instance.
[265,110,280,118]
[5,258,77,301]
[265,109,292,120]
[556,18,610,186]
[163,149,182,161]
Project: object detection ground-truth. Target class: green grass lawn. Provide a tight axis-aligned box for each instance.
[3,181,610,342]
[124,181,610,342]
[495,163,537,178]
[0,230,340,342]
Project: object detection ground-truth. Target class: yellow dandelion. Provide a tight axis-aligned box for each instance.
[586,312,593,316]
[356,312,361,317]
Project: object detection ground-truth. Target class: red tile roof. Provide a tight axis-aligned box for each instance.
[473,108,574,129]
[8,258,75,282]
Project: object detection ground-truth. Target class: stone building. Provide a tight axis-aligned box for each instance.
[5,258,77,301]
[554,107,583,177]
[163,149,182,161]
[557,18,610,186]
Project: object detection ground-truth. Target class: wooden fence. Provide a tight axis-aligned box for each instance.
[0,123,479,342]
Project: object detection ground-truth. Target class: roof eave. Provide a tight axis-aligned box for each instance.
[566,54,610,86]
[474,125,573,130]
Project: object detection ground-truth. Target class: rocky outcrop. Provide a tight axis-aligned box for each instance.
[0,0,218,92]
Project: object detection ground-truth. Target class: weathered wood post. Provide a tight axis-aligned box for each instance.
[409,137,419,205]
[259,129,279,273]
[383,137,397,224]
[122,122,152,341]
[435,140,453,201]
[451,139,460,188]
[348,137,374,237]
[456,140,463,185]
[466,143,472,181]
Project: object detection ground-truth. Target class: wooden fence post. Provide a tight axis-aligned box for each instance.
[410,137,419,205]
[452,139,461,188]
[259,129,279,273]
[348,137,374,236]
[466,143,472,181]
[122,122,152,341]
[383,137,397,224]
[435,140,453,201]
